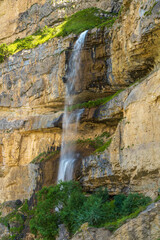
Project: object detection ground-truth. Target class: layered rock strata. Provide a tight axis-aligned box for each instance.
[80,69,160,199]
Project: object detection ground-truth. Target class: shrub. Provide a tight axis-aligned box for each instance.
[30,181,84,239]
[94,187,109,203]
[122,193,151,216]
[29,181,151,239]
[29,181,109,238]
[114,194,127,216]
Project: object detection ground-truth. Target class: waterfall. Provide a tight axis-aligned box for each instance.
[58,30,88,182]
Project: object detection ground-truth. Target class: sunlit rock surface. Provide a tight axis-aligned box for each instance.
[80,70,160,199]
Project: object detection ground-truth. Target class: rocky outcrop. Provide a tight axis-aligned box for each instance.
[71,201,160,240]
[72,225,111,240]
[80,69,160,198]
[110,0,160,85]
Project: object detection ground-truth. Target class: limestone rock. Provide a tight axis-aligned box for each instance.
[80,69,160,198]
[110,0,160,85]
[56,224,70,240]
[72,225,111,240]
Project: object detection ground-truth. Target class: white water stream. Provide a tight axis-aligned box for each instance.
[58,30,88,182]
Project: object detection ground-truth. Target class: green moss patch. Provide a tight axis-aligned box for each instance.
[0,8,117,63]
[54,7,117,37]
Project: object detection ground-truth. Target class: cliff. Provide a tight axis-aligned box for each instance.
[0,0,160,239]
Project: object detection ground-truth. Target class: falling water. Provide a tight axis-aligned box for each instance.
[58,30,88,182]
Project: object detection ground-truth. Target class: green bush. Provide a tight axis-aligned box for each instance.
[29,181,151,239]
[0,181,151,239]
[122,193,151,216]
[30,181,84,239]
[114,194,127,216]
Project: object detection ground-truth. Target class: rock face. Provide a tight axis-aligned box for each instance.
[110,0,160,85]
[75,0,160,199]
[0,1,160,240]
[71,201,160,240]
[72,225,111,240]
[80,70,160,198]
[0,0,160,238]
[0,27,118,202]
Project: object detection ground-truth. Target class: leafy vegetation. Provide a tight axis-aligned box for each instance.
[0,181,153,239]
[0,200,32,240]
[68,89,124,112]
[94,138,112,153]
[28,181,151,239]
[104,205,149,231]
[54,8,117,36]
[154,195,160,202]
[77,131,111,151]
[0,8,117,63]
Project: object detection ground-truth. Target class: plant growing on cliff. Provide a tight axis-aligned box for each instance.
[0,199,33,240]
[54,7,117,37]
[0,8,118,64]
[121,193,151,216]
[29,181,151,239]
[77,131,111,152]
[67,89,124,112]
[0,44,11,63]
